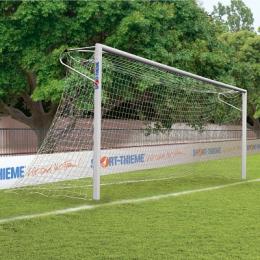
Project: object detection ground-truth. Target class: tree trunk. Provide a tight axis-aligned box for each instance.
[247,104,260,139]
[29,114,54,149]
[0,100,56,149]
[0,71,58,149]
[252,119,260,139]
[34,128,48,149]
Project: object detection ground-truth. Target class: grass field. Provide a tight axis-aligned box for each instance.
[1,154,260,259]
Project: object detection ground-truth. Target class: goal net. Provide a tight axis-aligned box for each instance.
[11,44,247,200]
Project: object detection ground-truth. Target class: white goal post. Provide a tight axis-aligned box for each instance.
[92,44,247,200]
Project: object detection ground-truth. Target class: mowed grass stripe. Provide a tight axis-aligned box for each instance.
[1,154,259,221]
[1,177,260,225]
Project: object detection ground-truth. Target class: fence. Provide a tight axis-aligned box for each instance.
[0,128,259,156]
[0,128,48,156]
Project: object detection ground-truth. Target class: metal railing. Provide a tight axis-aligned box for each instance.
[0,128,259,156]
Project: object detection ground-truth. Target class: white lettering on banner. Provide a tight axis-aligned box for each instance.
[0,139,260,189]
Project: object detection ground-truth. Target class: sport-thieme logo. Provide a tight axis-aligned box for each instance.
[100,156,109,168]
[91,154,145,169]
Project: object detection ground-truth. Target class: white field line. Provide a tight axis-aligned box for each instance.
[1,178,260,225]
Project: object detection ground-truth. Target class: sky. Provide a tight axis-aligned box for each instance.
[200,0,260,31]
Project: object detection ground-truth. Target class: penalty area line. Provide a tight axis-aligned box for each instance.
[1,178,260,225]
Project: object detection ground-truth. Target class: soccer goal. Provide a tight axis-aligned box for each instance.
[12,44,247,200]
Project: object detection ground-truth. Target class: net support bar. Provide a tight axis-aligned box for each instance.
[242,91,247,180]
[93,43,102,200]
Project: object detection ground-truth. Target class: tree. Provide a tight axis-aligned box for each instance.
[0,0,139,144]
[62,0,237,133]
[0,0,235,144]
[107,0,224,77]
[218,31,260,133]
[105,0,239,129]
[212,0,254,32]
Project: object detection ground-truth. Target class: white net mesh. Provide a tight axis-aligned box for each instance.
[11,46,244,199]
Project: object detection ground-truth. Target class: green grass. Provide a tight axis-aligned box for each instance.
[1,154,260,259]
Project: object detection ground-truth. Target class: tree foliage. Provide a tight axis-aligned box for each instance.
[218,30,260,130]
[212,0,254,32]
[0,0,259,140]
[0,0,138,140]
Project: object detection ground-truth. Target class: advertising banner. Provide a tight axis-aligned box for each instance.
[1,139,260,189]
